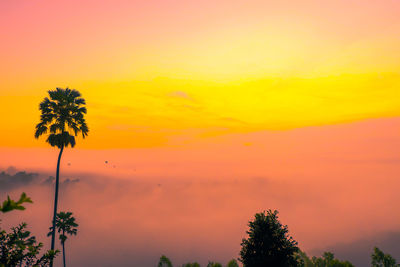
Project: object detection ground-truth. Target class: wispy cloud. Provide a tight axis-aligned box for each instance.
[168,90,192,100]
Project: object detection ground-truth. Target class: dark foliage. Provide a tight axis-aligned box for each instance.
[299,251,354,267]
[239,210,300,267]
[226,259,239,267]
[0,193,58,267]
[207,262,222,267]
[182,262,200,267]
[34,87,89,149]
[35,87,88,264]
[0,192,32,213]
[158,255,173,267]
[47,212,78,267]
[371,247,399,267]
[0,223,58,267]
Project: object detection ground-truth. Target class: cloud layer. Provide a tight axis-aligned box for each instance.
[1,168,400,266]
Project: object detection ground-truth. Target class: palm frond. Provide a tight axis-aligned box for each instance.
[36,88,89,147]
[74,98,85,106]
[49,123,63,134]
[69,89,81,99]
[68,135,76,148]
[77,106,87,114]
[53,211,79,244]
[34,124,48,138]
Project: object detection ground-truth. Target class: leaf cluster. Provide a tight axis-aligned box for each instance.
[207,262,222,267]
[159,255,239,267]
[299,251,354,267]
[182,263,201,267]
[35,88,89,148]
[226,259,239,267]
[0,194,59,266]
[0,223,58,267]
[47,212,78,245]
[158,255,173,267]
[0,192,32,213]
[239,209,300,267]
[371,247,399,267]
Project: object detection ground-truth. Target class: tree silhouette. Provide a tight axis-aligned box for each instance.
[35,87,88,266]
[48,212,78,267]
[226,259,239,267]
[158,255,173,267]
[371,247,399,267]
[207,262,222,267]
[182,263,200,267]
[0,193,58,266]
[299,251,354,267]
[239,210,300,267]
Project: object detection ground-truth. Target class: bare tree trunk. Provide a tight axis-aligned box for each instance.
[62,241,66,267]
[50,145,64,267]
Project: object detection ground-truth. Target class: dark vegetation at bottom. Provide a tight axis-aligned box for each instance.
[1,193,398,267]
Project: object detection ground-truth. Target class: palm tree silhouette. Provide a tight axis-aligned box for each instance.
[48,212,78,267]
[35,88,88,266]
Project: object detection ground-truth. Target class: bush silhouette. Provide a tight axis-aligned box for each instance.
[371,247,399,267]
[226,259,239,267]
[207,262,222,267]
[158,255,173,267]
[0,193,58,266]
[182,263,201,267]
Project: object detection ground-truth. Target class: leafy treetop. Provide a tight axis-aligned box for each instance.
[35,88,89,149]
[371,247,399,267]
[239,209,300,267]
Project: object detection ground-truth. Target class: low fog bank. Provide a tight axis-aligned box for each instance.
[0,167,79,192]
[312,232,400,266]
[1,167,400,266]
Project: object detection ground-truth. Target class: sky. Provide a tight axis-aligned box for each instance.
[1,0,400,266]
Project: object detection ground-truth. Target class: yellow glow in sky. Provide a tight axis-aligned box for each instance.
[1,72,400,148]
[1,0,400,148]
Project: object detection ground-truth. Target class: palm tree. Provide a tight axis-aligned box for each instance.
[35,88,88,266]
[48,212,78,267]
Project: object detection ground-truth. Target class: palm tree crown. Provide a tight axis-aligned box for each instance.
[35,87,89,148]
[48,212,78,244]
[47,212,78,267]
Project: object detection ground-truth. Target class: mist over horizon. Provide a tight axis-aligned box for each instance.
[1,135,400,267]
[2,117,400,266]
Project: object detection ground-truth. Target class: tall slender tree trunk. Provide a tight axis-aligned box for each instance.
[50,145,64,267]
[62,241,66,267]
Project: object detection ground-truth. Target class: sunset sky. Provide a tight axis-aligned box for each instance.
[1,0,400,266]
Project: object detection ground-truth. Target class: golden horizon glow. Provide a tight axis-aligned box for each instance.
[1,0,400,148]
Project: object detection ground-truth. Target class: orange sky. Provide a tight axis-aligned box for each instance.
[1,0,400,148]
